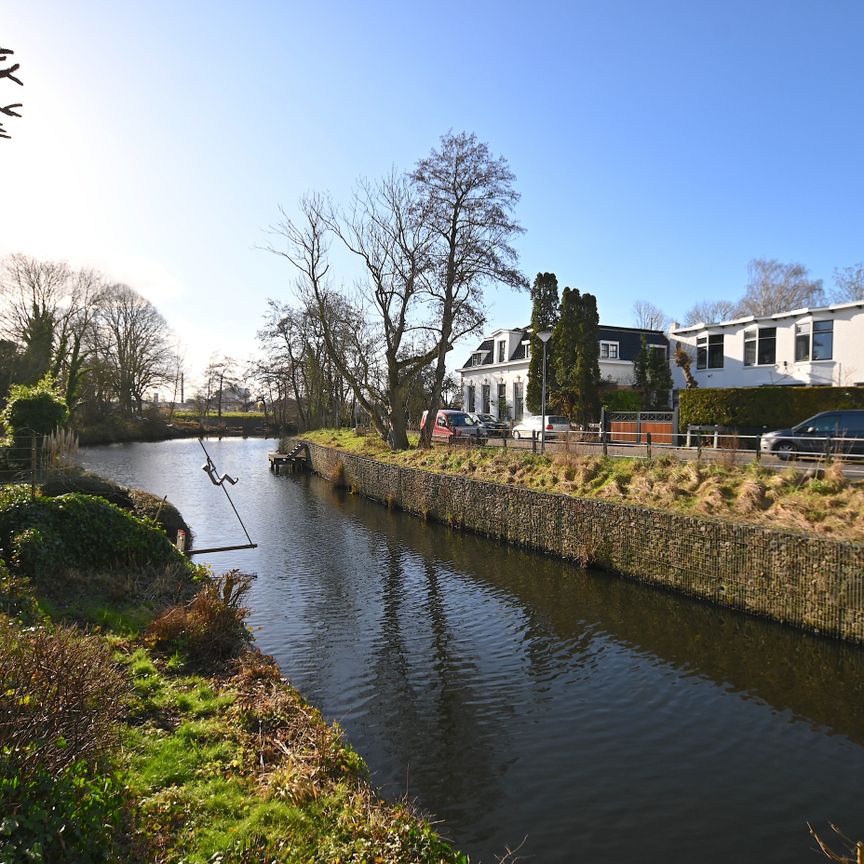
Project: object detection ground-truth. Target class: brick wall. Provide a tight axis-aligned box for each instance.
[304,443,864,644]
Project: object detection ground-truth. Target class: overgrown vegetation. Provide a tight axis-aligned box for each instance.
[0,484,467,862]
[304,429,864,541]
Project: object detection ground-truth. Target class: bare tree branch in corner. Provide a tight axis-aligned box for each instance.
[808,822,864,864]
[0,46,23,140]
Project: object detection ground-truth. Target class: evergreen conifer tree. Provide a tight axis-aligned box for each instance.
[633,337,673,409]
[574,292,601,424]
[526,272,559,414]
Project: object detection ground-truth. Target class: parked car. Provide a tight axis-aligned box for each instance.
[510,415,572,440]
[759,410,864,460]
[420,409,487,444]
[469,412,509,437]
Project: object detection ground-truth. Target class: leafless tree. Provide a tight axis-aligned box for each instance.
[831,263,864,303]
[632,299,668,331]
[0,254,104,406]
[736,258,825,316]
[411,131,527,447]
[682,298,739,326]
[0,46,23,140]
[267,196,386,436]
[91,283,176,414]
[323,172,445,448]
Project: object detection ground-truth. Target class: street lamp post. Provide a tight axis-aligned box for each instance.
[538,330,552,454]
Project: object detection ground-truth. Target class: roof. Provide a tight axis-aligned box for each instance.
[670,300,864,335]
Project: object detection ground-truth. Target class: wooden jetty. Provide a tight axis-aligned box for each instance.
[268,441,309,474]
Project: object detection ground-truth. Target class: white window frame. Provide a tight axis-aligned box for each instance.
[600,340,620,359]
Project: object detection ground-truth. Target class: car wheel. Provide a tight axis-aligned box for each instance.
[775,441,796,461]
[513,430,521,440]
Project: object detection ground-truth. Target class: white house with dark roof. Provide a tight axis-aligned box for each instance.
[459,324,669,420]
[669,301,864,391]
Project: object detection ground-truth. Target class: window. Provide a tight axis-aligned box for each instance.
[466,385,475,413]
[497,341,506,363]
[813,320,833,360]
[795,320,834,362]
[743,329,756,366]
[696,334,724,369]
[795,323,810,362]
[744,327,776,366]
[514,381,524,420]
[600,340,619,359]
[481,384,490,414]
[649,344,667,359]
[497,383,507,418]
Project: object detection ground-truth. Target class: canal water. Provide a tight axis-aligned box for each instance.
[78,437,864,863]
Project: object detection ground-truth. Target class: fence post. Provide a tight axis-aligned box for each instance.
[646,432,652,460]
[30,432,37,500]
[696,432,702,463]
[601,429,608,457]
[755,435,761,462]
[532,430,537,454]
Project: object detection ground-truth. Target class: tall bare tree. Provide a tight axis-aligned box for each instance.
[632,299,668,331]
[736,258,824,316]
[323,173,444,448]
[411,132,527,447]
[832,263,864,303]
[91,284,176,414]
[267,196,386,436]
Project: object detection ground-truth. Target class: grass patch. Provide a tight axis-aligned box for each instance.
[301,428,864,541]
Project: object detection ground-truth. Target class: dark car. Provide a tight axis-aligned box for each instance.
[759,410,864,460]
[469,412,509,437]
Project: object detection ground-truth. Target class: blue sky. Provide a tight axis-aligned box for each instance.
[2,0,863,384]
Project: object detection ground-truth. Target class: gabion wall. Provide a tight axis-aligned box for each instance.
[304,443,864,644]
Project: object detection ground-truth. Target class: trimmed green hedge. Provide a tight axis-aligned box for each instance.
[679,386,864,430]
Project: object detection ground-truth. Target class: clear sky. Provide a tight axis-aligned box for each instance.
[2,0,863,386]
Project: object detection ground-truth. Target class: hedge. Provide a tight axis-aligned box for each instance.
[678,386,864,430]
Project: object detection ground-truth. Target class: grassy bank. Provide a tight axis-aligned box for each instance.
[0,484,467,863]
[302,429,864,542]
[74,410,279,446]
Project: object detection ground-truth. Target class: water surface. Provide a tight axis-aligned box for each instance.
[78,438,864,863]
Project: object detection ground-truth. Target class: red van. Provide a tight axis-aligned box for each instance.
[420,409,487,444]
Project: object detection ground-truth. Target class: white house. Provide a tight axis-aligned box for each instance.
[459,324,669,420]
[669,301,864,391]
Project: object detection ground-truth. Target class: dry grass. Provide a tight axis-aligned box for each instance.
[148,570,253,665]
[303,429,864,541]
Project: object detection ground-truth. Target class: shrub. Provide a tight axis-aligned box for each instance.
[39,468,193,546]
[679,386,864,431]
[0,560,40,624]
[0,491,196,585]
[0,620,128,778]
[0,759,125,864]
[0,620,127,861]
[148,570,253,665]
[1,379,69,440]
